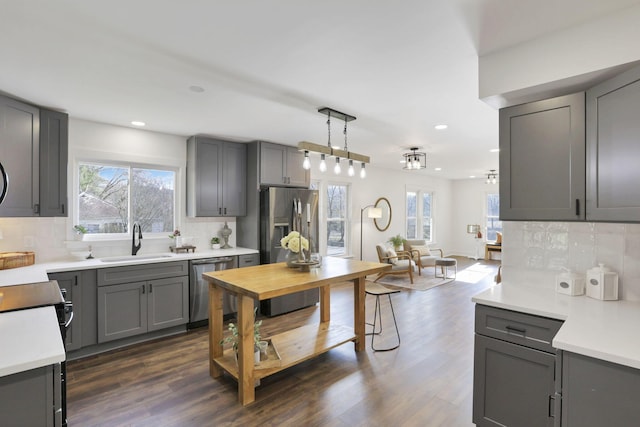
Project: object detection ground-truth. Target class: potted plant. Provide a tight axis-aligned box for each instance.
[169,229,182,247]
[388,234,405,251]
[220,308,263,364]
[211,236,221,250]
[73,224,88,240]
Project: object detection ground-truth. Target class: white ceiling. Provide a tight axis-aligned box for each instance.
[1,0,638,179]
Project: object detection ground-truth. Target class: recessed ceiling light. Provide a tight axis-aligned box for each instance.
[189,85,205,93]
[490,148,500,153]
[469,175,476,178]
[131,121,145,127]
[434,167,442,171]
[434,124,448,130]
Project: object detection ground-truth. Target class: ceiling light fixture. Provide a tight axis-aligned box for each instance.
[434,124,448,130]
[402,147,426,170]
[486,169,498,184]
[131,121,145,127]
[298,107,369,178]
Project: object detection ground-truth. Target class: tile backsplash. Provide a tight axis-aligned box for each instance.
[503,221,640,301]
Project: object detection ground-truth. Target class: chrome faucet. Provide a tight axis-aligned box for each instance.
[132,222,142,255]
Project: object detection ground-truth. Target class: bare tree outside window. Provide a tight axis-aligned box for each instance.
[486,193,502,241]
[326,184,348,256]
[78,163,175,235]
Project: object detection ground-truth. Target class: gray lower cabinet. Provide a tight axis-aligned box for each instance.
[0,364,60,427]
[97,262,189,343]
[499,92,585,221]
[561,351,640,427]
[186,136,246,217]
[586,64,640,221]
[259,141,309,187]
[238,253,260,268]
[0,95,40,217]
[473,305,563,426]
[49,269,97,352]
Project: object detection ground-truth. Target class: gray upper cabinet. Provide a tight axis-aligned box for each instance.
[39,109,68,217]
[0,95,40,217]
[499,93,585,221]
[586,65,640,221]
[187,136,246,217]
[259,141,309,187]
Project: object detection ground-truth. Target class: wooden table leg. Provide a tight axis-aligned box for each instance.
[209,283,224,378]
[237,295,255,406]
[353,276,366,352]
[320,285,330,323]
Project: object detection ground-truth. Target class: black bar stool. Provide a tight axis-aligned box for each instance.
[365,282,401,351]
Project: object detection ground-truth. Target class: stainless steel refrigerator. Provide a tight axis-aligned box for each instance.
[260,187,320,316]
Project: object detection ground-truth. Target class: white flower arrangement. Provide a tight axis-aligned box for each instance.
[280,231,309,253]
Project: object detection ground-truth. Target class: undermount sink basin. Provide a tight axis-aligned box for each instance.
[100,254,174,263]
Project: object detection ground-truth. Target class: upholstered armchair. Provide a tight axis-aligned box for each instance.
[403,239,443,276]
[374,243,415,284]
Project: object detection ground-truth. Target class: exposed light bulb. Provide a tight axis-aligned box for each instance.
[360,163,366,178]
[492,177,497,184]
[348,160,355,176]
[302,151,311,170]
[319,154,327,172]
[334,157,341,174]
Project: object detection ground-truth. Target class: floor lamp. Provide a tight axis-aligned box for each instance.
[360,205,382,260]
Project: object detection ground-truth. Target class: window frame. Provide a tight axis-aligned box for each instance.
[325,181,351,257]
[75,159,178,240]
[485,191,502,243]
[405,186,435,243]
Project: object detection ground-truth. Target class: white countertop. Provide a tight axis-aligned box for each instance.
[0,247,258,377]
[0,247,259,287]
[473,283,640,370]
[0,306,65,377]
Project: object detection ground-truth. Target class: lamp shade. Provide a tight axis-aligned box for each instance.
[368,207,382,219]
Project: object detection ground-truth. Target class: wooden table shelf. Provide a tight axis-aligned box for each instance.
[214,322,355,380]
[204,257,389,405]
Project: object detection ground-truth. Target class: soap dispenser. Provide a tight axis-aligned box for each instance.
[586,263,619,301]
[555,267,585,296]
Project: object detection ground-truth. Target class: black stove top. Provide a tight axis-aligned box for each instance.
[0,281,64,313]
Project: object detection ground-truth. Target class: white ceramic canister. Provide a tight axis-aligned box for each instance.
[585,263,619,301]
[555,268,585,296]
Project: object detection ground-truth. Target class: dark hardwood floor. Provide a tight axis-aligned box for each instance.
[67,257,498,426]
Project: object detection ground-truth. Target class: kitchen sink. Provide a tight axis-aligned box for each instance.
[100,254,174,263]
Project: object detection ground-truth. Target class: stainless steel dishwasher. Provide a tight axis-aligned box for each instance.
[188,257,236,328]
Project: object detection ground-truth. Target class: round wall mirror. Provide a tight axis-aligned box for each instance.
[374,197,392,231]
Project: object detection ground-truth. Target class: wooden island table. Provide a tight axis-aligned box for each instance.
[203,256,390,405]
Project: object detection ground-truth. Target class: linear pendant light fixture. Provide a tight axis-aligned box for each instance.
[298,107,369,178]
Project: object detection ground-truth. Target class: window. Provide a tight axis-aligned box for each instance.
[77,162,176,235]
[326,184,349,256]
[406,190,433,241]
[486,193,502,241]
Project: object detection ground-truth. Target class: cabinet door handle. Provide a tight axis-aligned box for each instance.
[219,207,222,215]
[34,203,40,214]
[505,325,526,335]
[224,207,227,215]
[142,284,145,294]
[61,204,65,214]
[575,199,580,216]
[149,283,153,293]
[548,395,555,417]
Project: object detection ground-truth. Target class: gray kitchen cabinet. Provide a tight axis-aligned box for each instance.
[586,64,640,221]
[49,271,82,351]
[561,351,640,427]
[39,109,68,217]
[0,364,60,427]
[499,93,585,221]
[473,305,563,426]
[237,253,260,268]
[0,95,40,217]
[186,136,246,217]
[259,141,309,187]
[49,269,97,352]
[97,261,189,343]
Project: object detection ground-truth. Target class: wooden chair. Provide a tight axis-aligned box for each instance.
[403,239,443,276]
[374,243,415,284]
